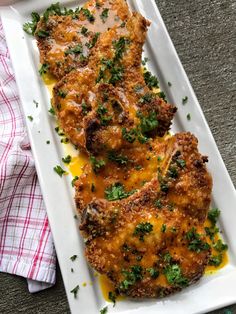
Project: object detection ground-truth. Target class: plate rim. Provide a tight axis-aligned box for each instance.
[1,0,236,313]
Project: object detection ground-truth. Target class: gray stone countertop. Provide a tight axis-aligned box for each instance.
[0,0,235,313]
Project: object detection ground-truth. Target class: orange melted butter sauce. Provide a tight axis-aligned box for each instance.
[204,219,228,274]
[43,67,228,302]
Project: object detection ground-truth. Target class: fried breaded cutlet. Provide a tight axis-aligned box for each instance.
[79,133,212,298]
[36,0,130,79]
[52,13,176,154]
[31,0,213,300]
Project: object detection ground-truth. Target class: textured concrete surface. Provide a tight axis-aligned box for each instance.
[0,0,235,313]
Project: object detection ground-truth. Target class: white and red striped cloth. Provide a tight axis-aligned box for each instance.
[0,21,56,292]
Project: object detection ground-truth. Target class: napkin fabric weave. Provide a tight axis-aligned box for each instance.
[0,21,56,292]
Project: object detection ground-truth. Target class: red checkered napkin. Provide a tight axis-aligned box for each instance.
[0,21,56,292]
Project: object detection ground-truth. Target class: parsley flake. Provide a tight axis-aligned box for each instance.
[62,155,72,164]
[100,8,109,23]
[23,12,40,36]
[208,208,220,225]
[105,182,136,201]
[133,222,153,241]
[70,255,78,261]
[53,165,67,177]
[182,96,188,104]
[71,176,79,187]
[27,115,33,122]
[70,285,80,298]
[90,156,106,173]
[100,306,108,314]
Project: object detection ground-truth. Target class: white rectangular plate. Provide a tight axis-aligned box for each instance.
[1,0,236,313]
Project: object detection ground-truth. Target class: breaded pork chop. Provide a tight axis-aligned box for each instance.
[79,133,212,298]
[75,135,177,215]
[52,13,176,154]
[35,0,130,79]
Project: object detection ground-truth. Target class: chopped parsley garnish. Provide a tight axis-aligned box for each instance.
[81,101,89,115]
[96,1,101,8]
[168,81,172,87]
[100,8,109,23]
[86,32,100,49]
[36,29,49,38]
[208,208,220,225]
[213,239,228,252]
[33,100,39,108]
[164,264,188,287]
[71,268,74,272]
[48,107,55,115]
[182,96,188,104]
[155,199,163,209]
[119,265,143,291]
[43,3,63,21]
[46,140,50,144]
[65,44,83,55]
[108,291,116,306]
[161,224,167,233]
[158,91,167,102]
[160,182,169,193]
[163,252,172,263]
[53,165,67,177]
[187,113,191,120]
[70,285,80,298]
[96,38,129,85]
[133,222,153,241]
[146,267,159,279]
[39,63,49,75]
[108,151,129,165]
[57,90,67,98]
[27,115,33,122]
[81,26,88,36]
[167,166,179,179]
[105,182,136,201]
[97,104,112,126]
[100,306,108,314]
[204,226,219,241]
[62,155,72,164]
[122,128,136,143]
[23,12,40,35]
[186,228,210,253]
[70,255,78,261]
[113,37,129,61]
[141,57,149,65]
[208,254,223,267]
[81,8,95,22]
[90,156,106,173]
[139,92,154,104]
[55,127,64,136]
[61,137,69,144]
[137,111,158,135]
[109,65,124,84]
[71,176,79,187]
[143,70,159,89]
[133,84,143,93]
[176,159,186,169]
[41,3,81,22]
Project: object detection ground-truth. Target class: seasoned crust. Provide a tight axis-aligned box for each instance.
[52,13,176,154]
[35,0,213,299]
[35,0,130,79]
[77,133,212,298]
